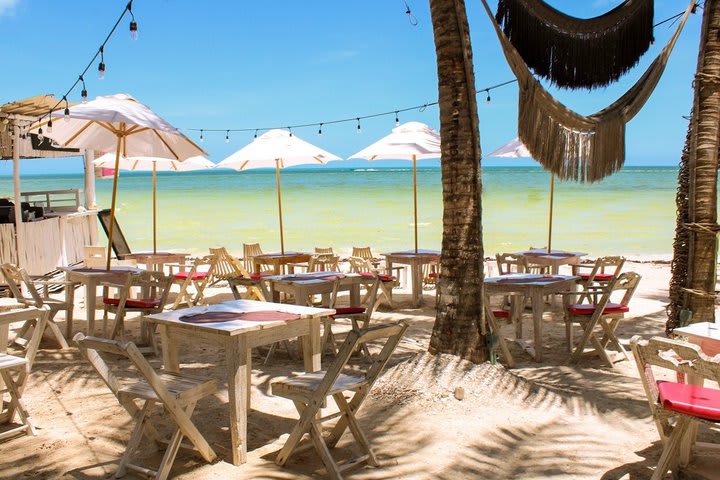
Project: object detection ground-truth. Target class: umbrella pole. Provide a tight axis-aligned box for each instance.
[547,175,555,254]
[275,161,285,255]
[413,155,418,254]
[153,162,157,255]
[106,132,123,270]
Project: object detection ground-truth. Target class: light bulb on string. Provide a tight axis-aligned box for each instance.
[254,129,258,139]
[225,130,230,143]
[98,46,106,80]
[47,117,53,134]
[318,123,323,136]
[37,127,43,142]
[288,127,293,137]
[395,111,400,127]
[80,76,88,103]
[63,98,70,122]
[486,90,491,104]
[199,130,204,143]
[356,118,361,134]
[128,1,138,41]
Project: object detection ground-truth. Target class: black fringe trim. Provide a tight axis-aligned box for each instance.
[496,0,654,90]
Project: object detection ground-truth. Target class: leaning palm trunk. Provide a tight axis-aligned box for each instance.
[428,0,487,362]
[685,1,720,324]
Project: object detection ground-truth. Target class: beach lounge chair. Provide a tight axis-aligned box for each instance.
[0,306,50,441]
[101,271,172,353]
[631,336,720,480]
[1,263,71,348]
[97,208,132,259]
[565,272,641,367]
[74,333,217,480]
[271,322,408,479]
[168,254,216,309]
[573,255,625,303]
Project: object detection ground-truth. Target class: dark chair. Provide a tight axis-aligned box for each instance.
[97,209,132,258]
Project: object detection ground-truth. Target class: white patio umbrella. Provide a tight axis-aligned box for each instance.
[29,93,206,268]
[349,121,441,253]
[216,129,341,254]
[487,137,555,253]
[93,154,215,254]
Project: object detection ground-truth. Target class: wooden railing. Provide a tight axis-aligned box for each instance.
[21,189,82,214]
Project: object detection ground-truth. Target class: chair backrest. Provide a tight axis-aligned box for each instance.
[243,243,268,273]
[631,336,720,419]
[1,263,42,307]
[320,322,408,394]
[352,247,375,260]
[347,256,374,274]
[329,275,382,318]
[84,246,107,268]
[97,209,131,258]
[612,271,641,306]
[587,256,626,281]
[209,247,252,281]
[495,253,528,275]
[74,332,180,405]
[315,247,334,255]
[108,270,173,314]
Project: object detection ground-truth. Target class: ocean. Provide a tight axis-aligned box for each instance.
[0,166,680,258]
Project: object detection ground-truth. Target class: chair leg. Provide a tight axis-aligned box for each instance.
[651,416,693,480]
[309,420,343,480]
[116,401,153,478]
[44,313,69,349]
[0,369,34,438]
[277,400,317,467]
[156,400,198,480]
[333,392,378,466]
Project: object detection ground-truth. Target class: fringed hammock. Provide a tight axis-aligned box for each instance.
[495,0,654,90]
[480,0,695,183]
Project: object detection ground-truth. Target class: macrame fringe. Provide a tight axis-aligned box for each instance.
[496,0,654,90]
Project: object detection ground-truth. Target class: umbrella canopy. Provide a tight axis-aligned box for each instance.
[349,121,441,253]
[487,137,554,253]
[93,154,214,253]
[29,93,206,268]
[217,129,341,253]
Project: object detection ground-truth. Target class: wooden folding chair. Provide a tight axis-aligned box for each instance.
[243,243,273,274]
[565,272,641,367]
[272,322,408,479]
[0,306,50,441]
[347,256,397,310]
[631,336,720,480]
[74,333,217,479]
[324,276,382,357]
[573,255,625,303]
[482,289,515,368]
[102,271,172,353]
[1,263,71,348]
[209,247,268,301]
[168,254,216,309]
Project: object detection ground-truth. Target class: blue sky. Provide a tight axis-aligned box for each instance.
[0,0,702,175]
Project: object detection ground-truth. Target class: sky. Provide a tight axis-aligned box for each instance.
[0,0,703,175]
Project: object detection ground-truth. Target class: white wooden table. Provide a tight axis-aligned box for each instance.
[60,266,143,336]
[485,274,578,362]
[264,272,364,306]
[143,299,334,466]
[515,248,587,274]
[383,249,440,307]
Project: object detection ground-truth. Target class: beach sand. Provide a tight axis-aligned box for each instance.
[0,258,717,479]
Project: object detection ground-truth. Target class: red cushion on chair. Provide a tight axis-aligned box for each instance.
[103,297,161,309]
[250,273,262,281]
[579,273,614,281]
[334,306,367,315]
[173,271,209,281]
[358,272,395,282]
[491,309,510,319]
[567,303,630,315]
[657,381,720,422]
[428,272,440,278]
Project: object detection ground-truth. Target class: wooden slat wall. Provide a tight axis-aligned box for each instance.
[0,224,18,267]
[20,218,63,274]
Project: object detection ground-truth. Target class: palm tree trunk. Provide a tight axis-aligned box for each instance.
[428,0,487,363]
[686,1,720,323]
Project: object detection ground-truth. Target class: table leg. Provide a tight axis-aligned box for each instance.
[349,284,360,307]
[226,335,249,466]
[301,318,322,373]
[532,292,545,362]
[158,325,179,373]
[85,279,98,335]
[0,323,8,353]
[412,261,422,307]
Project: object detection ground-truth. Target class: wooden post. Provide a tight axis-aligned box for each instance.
[547,175,555,254]
[106,129,124,270]
[153,161,157,255]
[83,149,97,209]
[12,123,23,268]
[275,160,285,255]
[413,155,418,254]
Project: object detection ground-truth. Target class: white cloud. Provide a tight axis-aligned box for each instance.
[0,0,20,16]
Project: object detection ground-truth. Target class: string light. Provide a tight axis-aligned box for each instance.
[63,97,70,122]
[37,127,43,142]
[486,90,491,103]
[318,123,323,136]
[288,127,293,137]
[225,130,230,143]
[199,129,204,143]
[46,113,53,134]
[128,1,138,40]
[404,0,418,26]
[395,111,400,126]
[98,46,106,80]
[356,118,361,133]
[254,129,258,139]
[80,76,88,103]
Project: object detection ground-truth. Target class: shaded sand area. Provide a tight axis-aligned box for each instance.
[1,259,717,479]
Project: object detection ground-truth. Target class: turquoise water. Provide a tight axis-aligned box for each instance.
[0,166,679,258]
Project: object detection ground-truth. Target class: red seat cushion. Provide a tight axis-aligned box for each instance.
[250,273,262,281]
[579,273,614,281]
[657,381,720,422]
[173,271,209,281]
[358,272,395,282]
[334,306,367,315]
[491,309,510,319]
[567,303,630,315]
[103,297,161,309]
[428,272,440,278]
